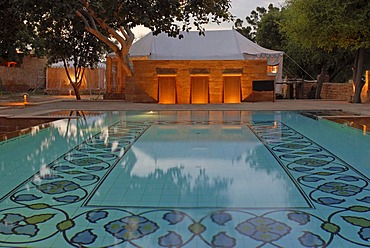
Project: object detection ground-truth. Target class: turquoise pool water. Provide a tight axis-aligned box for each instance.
[0,110,369,247]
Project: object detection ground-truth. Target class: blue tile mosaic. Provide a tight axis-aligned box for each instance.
[0,111,369,247]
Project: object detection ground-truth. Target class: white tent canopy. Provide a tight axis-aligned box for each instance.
[129,29,284,86]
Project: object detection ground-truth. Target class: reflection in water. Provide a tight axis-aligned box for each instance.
[55,111,106,141]
[95,124,306,208]
[0,111,120,197]
[120,154,233,207]
[2,111,306,208]
[1,111,370,247]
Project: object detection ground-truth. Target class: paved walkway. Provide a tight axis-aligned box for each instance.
[0,95,369,117]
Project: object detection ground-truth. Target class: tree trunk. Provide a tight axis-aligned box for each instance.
[116,51,134,76]
[71,83,82,100]
[352,47,366,103]
[63,61,83,100]
[315,65,327,99]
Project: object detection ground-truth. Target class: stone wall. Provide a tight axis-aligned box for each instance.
[125,59,274,103]
[294,70,370,102]
[0,56,47,92]
[300,82,353,101]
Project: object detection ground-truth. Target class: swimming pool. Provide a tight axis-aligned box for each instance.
[0,110,369,247]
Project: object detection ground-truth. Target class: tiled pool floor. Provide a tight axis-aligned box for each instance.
[0,110,369,247]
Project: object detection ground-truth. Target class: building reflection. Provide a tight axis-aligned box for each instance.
[94,116,303,209]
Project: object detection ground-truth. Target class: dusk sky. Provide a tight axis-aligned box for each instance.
[231,0,284,21]
[132,0,285,38]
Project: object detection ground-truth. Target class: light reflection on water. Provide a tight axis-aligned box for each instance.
[92,124,306,208]
[0,111,120,197]
[1,110,370,247]
[2,110,370,207]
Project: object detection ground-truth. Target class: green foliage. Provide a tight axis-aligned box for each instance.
[0,0,38,60]
[235,2,362,83]
[39,14,105,69]
[2,0,232,76]
[234,19,253,40]
[255,5,284,50]
[283,39,355,82]
[29,0,232,37]
[234,5,273,41]
[26,1,107,99]
[282,0,370,51]
[281,0,370,102]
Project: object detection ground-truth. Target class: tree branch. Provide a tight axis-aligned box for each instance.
[76,2,134,76]
[63,59,73,84]
[76,10,90,29]
[119,26,128,40]
[76,10,118,54]
[124,26,135,47]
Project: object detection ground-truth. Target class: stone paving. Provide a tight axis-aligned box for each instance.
[0,95,369,117]
[0,100,367,116]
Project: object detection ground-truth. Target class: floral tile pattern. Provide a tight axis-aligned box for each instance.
[0,117,369,247]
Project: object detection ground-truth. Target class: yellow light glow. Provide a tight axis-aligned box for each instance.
[224,96,240,103]
[69,90,72,96]
[223,76,241,103]
[363,125,367,135]
[23,94,27,103]
[159,96,175,104]
[268,65,278,74]
[158,77,176,104]
[7,62,17,67]
[191,77,209,104]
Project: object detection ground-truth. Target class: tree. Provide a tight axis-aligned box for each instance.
[235,3,357,99]
[30,0,232,77]
[0,0,43,63]
[234,5,269,41]
[46,21,106,100]
[27,2,106,100]
[234,5,323,82]
[281,0,370,103]
[234,18,254,41]
[254,5,284,50]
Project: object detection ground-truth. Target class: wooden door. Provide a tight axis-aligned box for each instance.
[159,77,176,104]
[224,76,241,103]
[191,77,209,104]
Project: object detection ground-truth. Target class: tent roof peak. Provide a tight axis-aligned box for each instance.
[129,29,283,60]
